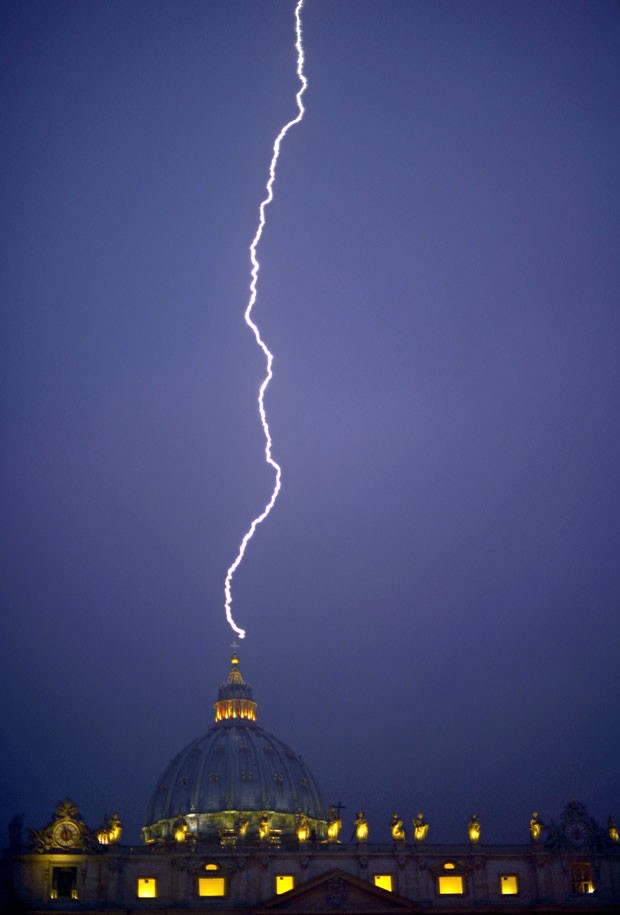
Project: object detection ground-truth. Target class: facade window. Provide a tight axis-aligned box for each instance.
[374,874,393,892]
[438,875,464,895]
[198,877,226,897]
[570,862,594,895]
[137,878,157,898]
[500,874,519,895]
[275,875,295,894]
[51,867,78,900]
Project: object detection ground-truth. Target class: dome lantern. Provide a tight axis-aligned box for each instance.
[214,647,257,723]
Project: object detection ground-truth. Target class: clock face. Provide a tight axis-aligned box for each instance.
[564,821,590,847]
[52,820,80,848]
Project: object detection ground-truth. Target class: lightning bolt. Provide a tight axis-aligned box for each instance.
[224,0,308,640]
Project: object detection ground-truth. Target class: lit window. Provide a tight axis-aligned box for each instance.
[137,878,157,898]
[276,875,295,894]
[438,875,464,895]
[198,877,226,897]
[570,863,594,895]
[205,863,218,871]
[374,875,393,892]
[51,867,78,900]
[443,861,456,870]
[500,875,519,895]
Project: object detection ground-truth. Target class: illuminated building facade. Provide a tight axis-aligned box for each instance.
[2,654,619,913]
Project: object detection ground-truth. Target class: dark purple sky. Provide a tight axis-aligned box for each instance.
[2,0,620,846]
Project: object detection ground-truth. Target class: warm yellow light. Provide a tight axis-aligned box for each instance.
[327,818,341,841]
[443,862,456,870]
[198,877,226,897]
[296,814,310,843]
[214,698,256,722]
[354,812,368,842]
[108,817,122,843]
[438,875,464,895]
[276,875,295,895]
[570,863,595,895]
[501,875,519,895]
[468,814,481,843]
[173,815,188,843]
[374,875,393,892]
[137,878,157,899]
[205,864,218,871]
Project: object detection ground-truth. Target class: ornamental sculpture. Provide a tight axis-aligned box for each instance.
[327,806,341,842]
[353,811,368,842]
[173,816,188,843]
[609,817,619,843]
[390,813,405,842]
[97,812,122,845]
[468,813,481,844]
[413,812,429,843]
[296,812,310,843]
[30,799,96,853]
[530,811,544,843]
[258,814,270,841]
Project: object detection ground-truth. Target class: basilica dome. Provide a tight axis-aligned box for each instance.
[142,652,327,844]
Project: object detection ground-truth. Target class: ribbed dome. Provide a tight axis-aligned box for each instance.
[142,652,327,844]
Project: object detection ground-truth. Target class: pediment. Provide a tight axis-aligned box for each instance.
[254,868,419,913]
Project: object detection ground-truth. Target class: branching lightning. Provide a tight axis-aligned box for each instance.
[224,0,308,640]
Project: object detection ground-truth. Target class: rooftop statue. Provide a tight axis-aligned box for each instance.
[413,812,429,843]
[296,813,310,843]
[390,813,405,842]
[258,814,270,841]
[173,816,188,843]
[97,813,122,846]
[530,811,544,843]
[468,813,481,844]
[327,806,341,842]
[353,811,368,843]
